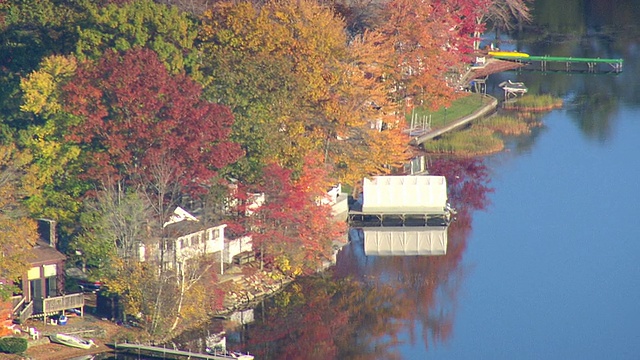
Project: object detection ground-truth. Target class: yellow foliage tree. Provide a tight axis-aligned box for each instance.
[20,55,77,116]
[19,55,84,223]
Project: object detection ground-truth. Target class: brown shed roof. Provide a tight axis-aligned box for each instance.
[29,240,66,266]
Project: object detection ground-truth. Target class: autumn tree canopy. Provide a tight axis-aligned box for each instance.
[199,0,350,180]
[199,0,411,187]
[235,154,345,275]
[18,55,86,225]
[0,0,519,339]
[62,48,243,214]
[375,0,469,110]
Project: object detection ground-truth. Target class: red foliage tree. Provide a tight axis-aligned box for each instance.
[63,48,243,198]
[239,154,345,274]
[433,0,493,51]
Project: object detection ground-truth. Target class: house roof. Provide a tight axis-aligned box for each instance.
[164,219,206,238]
[29,240,66,266]
[163,220,227,239]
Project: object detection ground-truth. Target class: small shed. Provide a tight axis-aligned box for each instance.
[25,240,66,302]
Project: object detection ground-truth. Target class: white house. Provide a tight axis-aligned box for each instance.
[159,207,257,274]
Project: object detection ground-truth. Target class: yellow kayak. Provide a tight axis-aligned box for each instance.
[488,51,530,58]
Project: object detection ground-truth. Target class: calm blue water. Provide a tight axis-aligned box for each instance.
[422,107,640,359]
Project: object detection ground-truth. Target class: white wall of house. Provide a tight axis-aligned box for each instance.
[223,235,253,264]
[174,224,227,263]
[321,184,341,206]
[229,308,254,325]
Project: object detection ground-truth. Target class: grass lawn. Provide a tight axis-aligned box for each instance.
[406,92,487,129]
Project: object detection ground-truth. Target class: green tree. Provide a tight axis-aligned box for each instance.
[75,0,200,76]
[71,184,151,279]
[0,0,81,130]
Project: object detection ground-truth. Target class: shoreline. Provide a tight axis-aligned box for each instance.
[5,316,133,360]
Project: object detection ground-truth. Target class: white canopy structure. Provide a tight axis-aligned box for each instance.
[363,227,448,256]
[362,175,448,214]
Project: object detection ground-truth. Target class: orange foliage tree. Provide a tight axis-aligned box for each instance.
[376,0,475,111]
[199,0,410,188]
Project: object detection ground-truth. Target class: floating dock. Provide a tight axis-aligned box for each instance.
[489,51,623,73]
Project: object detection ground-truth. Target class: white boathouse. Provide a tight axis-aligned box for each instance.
[349,175,452,226]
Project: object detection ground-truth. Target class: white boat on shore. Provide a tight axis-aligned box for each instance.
[49,333,95,350]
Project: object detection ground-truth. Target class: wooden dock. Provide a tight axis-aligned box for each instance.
[489,52,623,72]
[109,342,254,360]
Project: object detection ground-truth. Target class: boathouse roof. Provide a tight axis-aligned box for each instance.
[361,175,448,214]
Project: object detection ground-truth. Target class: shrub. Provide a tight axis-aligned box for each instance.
[0,336,28,354]
[481,115,531,135]
[422,127,503,156]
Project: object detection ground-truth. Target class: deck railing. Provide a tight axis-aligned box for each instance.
[10,295,24,315]
[41,293,84,314]
[19,301,33,324]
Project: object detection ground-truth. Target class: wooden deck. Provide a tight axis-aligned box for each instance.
[13,293,85,323]
[42,293,84,315]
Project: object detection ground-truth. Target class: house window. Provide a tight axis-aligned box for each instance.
[213,229,220,239]
[30,279,42,300]
[27,267,40,280]
[43,264,57,277]
[46,276,57,298]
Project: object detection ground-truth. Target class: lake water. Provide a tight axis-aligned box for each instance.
[424,104,640,359]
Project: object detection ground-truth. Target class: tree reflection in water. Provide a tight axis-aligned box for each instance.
[242,157,492,360]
